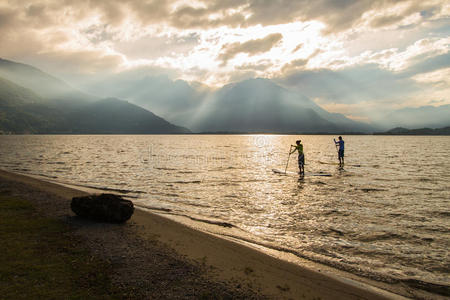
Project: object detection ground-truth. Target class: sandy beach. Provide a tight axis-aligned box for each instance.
[0,169,411,299]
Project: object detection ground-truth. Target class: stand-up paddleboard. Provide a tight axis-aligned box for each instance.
[272,169,332,177]
[318,161,340,165]
[318,161,361,167]
[272,168,298,175]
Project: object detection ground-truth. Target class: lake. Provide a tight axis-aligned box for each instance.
[1,134,449,296]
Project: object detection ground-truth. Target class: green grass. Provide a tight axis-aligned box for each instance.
[0,195,119,299]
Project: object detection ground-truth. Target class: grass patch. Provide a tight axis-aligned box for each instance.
[0,194,119,299]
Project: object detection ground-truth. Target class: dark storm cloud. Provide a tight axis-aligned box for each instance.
[218,33,283,65]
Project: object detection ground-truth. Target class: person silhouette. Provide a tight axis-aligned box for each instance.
[290,140,304,175]
[334,136,344,167]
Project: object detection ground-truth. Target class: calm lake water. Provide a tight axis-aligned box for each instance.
[1,135,449,295]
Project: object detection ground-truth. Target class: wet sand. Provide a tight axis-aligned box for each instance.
[0,169,407,299]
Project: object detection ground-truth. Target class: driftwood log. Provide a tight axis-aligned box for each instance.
[71,193,134,223]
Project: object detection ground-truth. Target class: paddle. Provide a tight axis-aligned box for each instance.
[284,145,293,173]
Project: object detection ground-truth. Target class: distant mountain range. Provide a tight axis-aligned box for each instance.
[80,71,205,127]
[1,58,448,134]
[0,58,94,102]
[374,126,450,135]
[82,71,375,133]
[187,78,374,133]
[85,67,450,133]
[374,105,450,130]
[0,59,190,134]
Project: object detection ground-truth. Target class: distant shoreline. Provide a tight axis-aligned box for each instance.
[1,131,449,136]
[1,124,449,135]
[373,126,450,136]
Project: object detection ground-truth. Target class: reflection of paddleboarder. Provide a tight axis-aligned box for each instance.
[290,140,304,175]
[334,136,345,167]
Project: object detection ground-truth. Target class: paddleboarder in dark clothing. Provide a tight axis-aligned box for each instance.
[334,136,344,167]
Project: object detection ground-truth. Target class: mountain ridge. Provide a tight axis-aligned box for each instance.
[79,71,377,133]
[374,104,450,130]
[188,78,374,133]
[4,58,444,134]
[0,58,95,103]
[374,126,450,135]
[0,59,190,134]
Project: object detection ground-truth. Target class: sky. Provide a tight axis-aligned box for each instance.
[0,0,449,121]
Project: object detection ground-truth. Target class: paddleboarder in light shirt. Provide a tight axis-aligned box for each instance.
[290,140,304,175]
[334,136,344,167]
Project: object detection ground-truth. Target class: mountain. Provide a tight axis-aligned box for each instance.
[0,58,95,103]
[0,76,44,106]
[0,78,190,134]
[0,59,190,134]
[189,78,374,133]
[86,75,375,133]
[64,98,190,134]
[375,105,450,130]
[1,58,376,134]
[85,73,374,133]
[374,126,450,135]
[81,72,205,126]
[0,76,67,133]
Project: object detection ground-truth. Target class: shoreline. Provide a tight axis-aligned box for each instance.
[0,169,414,299]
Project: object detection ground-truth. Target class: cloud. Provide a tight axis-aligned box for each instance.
[171,5,226,28]
[246,0,376,32]
[38,50,125,75]
[370,15,405,28]
[168,1,249,29]
[128,0,171,26]
[162,0,404,33]
[0,0,448,101]
[0,11,51,60]
[114,32,200,60]
[281,59,309,75]
[0,6,17,28]
[275,64,422,107]
[158,0,378,33]
[275,47,450,119]
[235,60,272,71]
[401,52,450,77]
[2,1,447,38]
[412,67,450,85]
[218,33,283,65]
[292,43,303,53]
